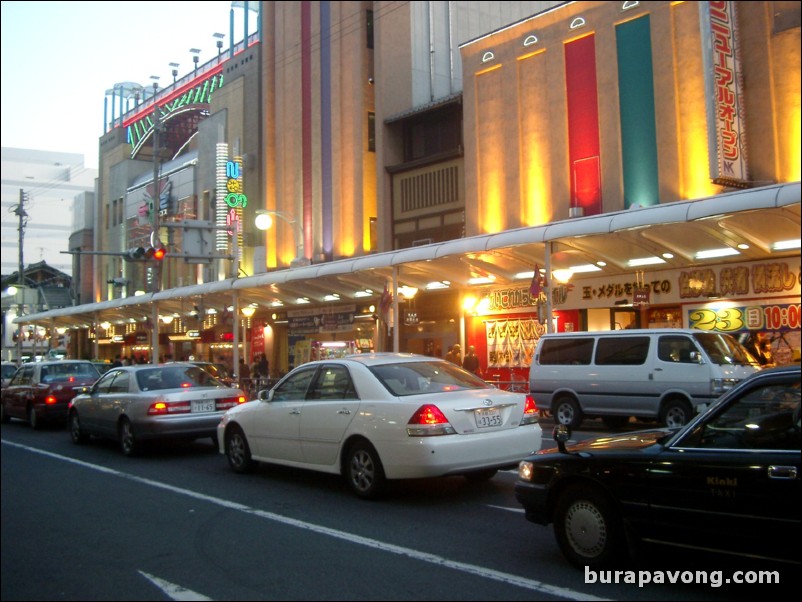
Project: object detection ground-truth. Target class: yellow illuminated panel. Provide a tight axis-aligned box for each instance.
[476,66,506,233]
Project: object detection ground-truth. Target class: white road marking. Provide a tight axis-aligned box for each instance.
[139,571,212,601]
[486,504,525,513]
[3,440,609,602]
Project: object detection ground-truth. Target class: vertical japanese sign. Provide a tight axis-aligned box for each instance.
[701,1,749,187]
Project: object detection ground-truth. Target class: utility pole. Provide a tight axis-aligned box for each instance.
[14,189,28,364]
[151,81,164,294]
[151,80,163,365]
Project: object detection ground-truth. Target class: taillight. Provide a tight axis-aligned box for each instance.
[147,401,191,415]
[44,395,57,405]
[216,396,247,410]
[406,404,456,436]
[520,395,539,425]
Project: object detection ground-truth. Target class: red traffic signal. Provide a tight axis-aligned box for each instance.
[126,245,165,261]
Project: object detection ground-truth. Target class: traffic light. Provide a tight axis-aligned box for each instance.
[125,245,166,262]
[126,247,147,261]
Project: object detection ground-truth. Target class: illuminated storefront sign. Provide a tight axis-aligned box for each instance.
[701,1,749,187]
[480,260,799,312]
[690,302,801,333]
[215,145,245,253]
[288,305,357,335]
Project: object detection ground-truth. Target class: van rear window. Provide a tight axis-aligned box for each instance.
[595,336,650,365]
[539,338,593,365]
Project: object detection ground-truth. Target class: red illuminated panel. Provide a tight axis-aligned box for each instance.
[565,35,602,216]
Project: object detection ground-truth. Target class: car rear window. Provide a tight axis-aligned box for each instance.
[538,338,593,365]
[370,361,486,397]
[41,362,99,382]
[137,365,224,391]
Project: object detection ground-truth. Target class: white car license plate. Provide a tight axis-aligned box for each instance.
[474,408,502,428]
[191,399,217,413]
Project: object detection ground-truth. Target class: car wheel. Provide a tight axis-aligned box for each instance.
[28,405,41,430]
[660,398,692,429]
[118,418,138,456]
[553,484,626,568]
[0,402,9,424]
[601,416,629,430]
[226,426,255,474]
[345,440,386,500]
[553,396,583,429]
[69,411,89,444]
[464,468,498,482]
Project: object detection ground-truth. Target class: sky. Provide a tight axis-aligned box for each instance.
[1,1,257,169]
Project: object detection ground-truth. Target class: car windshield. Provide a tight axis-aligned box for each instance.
[370,360,488,397]
[692,332,760,366]
[41,362,99,383]
[136,365,225,391]
[2,364,17,379]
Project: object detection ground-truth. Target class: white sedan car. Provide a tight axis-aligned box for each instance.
[218,353,542,498]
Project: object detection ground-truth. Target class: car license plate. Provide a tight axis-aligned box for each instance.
[191,399,216,413]
[474,408,502,428]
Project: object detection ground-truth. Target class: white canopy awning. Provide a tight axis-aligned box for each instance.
[16,181,800,328]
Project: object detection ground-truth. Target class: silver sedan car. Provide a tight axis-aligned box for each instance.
[68,363,246,456]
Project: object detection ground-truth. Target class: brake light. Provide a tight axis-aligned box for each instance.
[44,395,57,405]
[147,401,191,415]
[216,395,247,410]
[520,395,539,425]
[407,404,456,436]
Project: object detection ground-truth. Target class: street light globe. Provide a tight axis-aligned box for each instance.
[255,212,273,231]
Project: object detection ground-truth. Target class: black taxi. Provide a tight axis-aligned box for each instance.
[515,364,801,568]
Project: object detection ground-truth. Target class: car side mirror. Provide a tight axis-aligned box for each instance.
[552,424,572,453]
[259,388,273,402]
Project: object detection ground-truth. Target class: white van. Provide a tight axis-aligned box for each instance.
[529,328,761,429]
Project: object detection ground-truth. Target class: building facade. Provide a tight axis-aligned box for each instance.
[1,148,97,277]
[23,1,801,378]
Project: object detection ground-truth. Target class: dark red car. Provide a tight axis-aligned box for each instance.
[0,360,101,429]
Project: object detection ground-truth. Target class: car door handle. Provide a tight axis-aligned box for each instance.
[290,409,301,415]
[337,408,351,415]
[768,465,798,480]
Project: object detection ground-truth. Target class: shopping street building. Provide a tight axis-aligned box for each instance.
[13,1,801,380]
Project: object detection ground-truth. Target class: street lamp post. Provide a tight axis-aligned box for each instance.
[190,48,201,72]
[254,210,309,267]
[213,32,225,57]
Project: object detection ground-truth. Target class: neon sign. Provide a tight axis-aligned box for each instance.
[224,161,247,207]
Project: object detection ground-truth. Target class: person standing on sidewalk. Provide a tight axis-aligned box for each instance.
[445,344,462,365]
[462,345,481,377]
